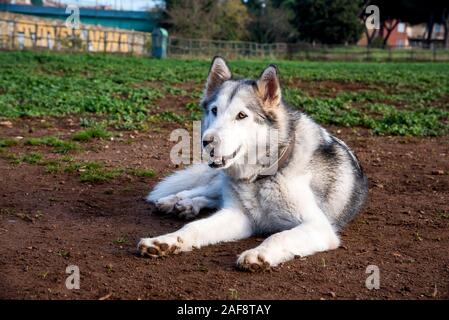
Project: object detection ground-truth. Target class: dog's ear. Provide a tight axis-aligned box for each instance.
[256,65,281,108]
[204,56,232,99]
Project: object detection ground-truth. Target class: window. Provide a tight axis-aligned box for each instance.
[397,23,406,33]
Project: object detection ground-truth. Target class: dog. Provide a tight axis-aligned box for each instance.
[137,57,368,271]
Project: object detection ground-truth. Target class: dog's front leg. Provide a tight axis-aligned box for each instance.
[138,208,253,257]
[237,219,340,272]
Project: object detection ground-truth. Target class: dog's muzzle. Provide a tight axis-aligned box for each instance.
[208,145,241,168]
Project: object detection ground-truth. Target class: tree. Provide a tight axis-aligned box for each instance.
[292,0,365,44]
[165,0,251,41]
[216,0,251,40]
[164,0,220,39]
[247,0,298,43]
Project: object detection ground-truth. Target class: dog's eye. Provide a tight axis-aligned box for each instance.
[211,106,217,116]
[236,112,247,120]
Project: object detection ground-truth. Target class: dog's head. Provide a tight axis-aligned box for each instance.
[200,57,289,176]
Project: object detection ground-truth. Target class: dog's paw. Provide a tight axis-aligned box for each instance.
[137,235,184,258]
[236,248,273,272]
[175,198,200,220]
[154,195,180,213]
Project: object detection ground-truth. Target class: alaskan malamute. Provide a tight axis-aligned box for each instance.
[138,57,368,271]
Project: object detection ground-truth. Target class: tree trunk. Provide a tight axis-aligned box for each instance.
[443,9,449,49]
[363,21,377,47]
[426,14,434,49]
[382,20,399,48]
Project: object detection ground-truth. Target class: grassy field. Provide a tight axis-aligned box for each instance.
[0,51,448,136]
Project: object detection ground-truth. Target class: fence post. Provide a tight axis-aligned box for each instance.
[34,23,38,49]
[11,20,16,50]
[118,32,122,53]
[104,31,108,53]
[54,26,58,51]
[86,29,89,52]
[71,27,75,51]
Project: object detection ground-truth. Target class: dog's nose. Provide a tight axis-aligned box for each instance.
[202,135,214,148]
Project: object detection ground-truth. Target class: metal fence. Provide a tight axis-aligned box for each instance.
[286,43,449,62]
[168,37,288,59]
[167,38,449,62]
[0,18,151,55]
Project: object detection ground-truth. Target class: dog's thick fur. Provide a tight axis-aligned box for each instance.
[138,57,368,271]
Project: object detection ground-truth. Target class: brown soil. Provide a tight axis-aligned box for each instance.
[0,117,448,300]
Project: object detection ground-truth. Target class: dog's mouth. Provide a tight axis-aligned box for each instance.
[208,145,242,168]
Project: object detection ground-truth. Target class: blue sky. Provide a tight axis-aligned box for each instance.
[52,0,165,11]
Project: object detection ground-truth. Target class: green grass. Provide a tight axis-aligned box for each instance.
[1,149,149,183]
[0,138,18,148]
[17,152,43,164]
[0,51,448,136]
[113,236,129,245]
[24,136,79,154]
[128,168,156,178]
[72,125,112,141]
[44,160,62,173]
[64,161,122,182]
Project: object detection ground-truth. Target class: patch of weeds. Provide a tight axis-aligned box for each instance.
[414,231,423,242]
[14,212,35,223]
[25,136,78,154]
[44,160,61,173]
[196,263,209,273]
[38,271,49,279]
[284,89,449,136]
[72,125,112,142]
[60,155,75,162]
[228,288,239,300]
[79,117,106,128]
[163,85,187,96]
[18,152,43,164]
[321,258,327,268]
[149,111,185,123]
[57,249,70,259]
[5,153,20,164]
[64,161,122,183]
[0,208,14,216]
[79,167,122,183]
[105,264,114,273]
[34,210,44,220]
[113,236,129,245]
[185,102,202,120]
[64,161,101,173]
[128,168,156,178]
[0,138,18,148]
[437,212,449,219]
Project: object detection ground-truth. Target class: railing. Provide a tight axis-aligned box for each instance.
[168,37,288,59]
[286,43,449,62]
[0,18,152,55]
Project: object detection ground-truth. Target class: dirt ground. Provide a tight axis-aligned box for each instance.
[0,113,448,300]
